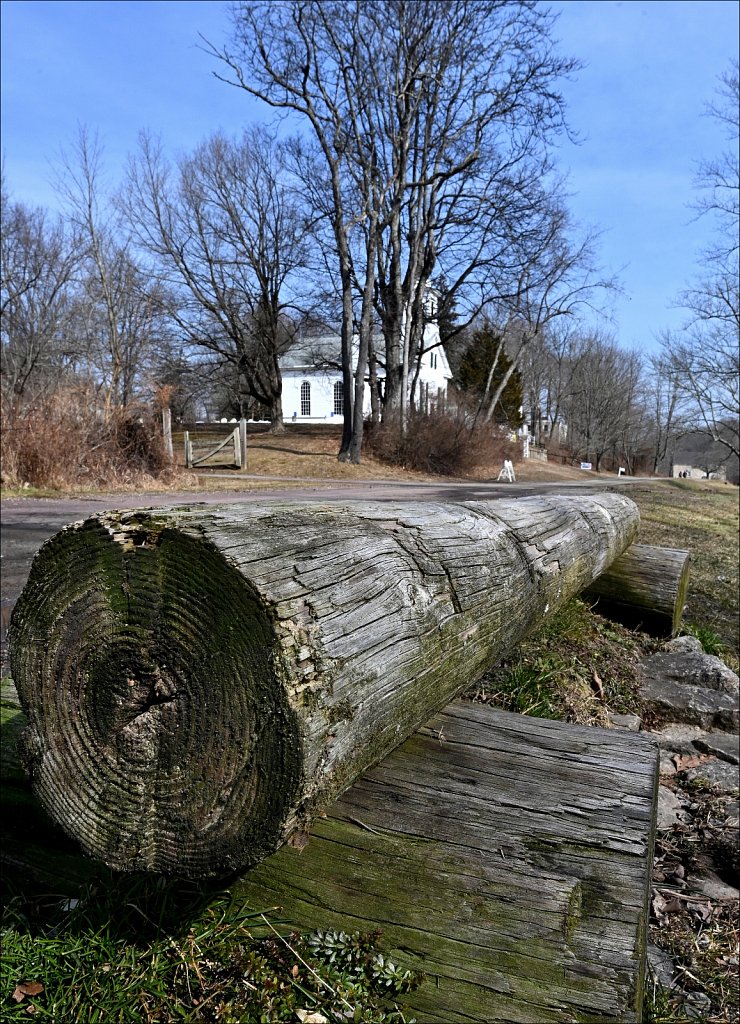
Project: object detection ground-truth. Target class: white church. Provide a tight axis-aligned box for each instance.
[281,290,452,423]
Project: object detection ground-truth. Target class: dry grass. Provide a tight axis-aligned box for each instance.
[2,417,603,497]
[174,423,600,485]
[1,390,182,493]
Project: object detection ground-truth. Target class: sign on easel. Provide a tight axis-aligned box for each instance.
[497,459,516,482]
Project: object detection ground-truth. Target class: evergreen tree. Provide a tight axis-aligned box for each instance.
[457,324,524,428]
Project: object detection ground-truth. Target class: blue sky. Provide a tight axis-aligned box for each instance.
[2,0,738,353]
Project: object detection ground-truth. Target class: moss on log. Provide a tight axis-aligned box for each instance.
[9,495,639,878]
[583,543,690,635]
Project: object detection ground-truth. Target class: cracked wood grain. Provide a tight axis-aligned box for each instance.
[9,495,639,878]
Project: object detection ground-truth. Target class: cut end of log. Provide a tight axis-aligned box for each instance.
[9,513,302,878]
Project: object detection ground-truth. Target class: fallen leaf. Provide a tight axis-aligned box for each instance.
[652,892,668,923]
[663,898,683,914]
[12,982,44,1003]
[590,671,605,701]
[673,754,710,771]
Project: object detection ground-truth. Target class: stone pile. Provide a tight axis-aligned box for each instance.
[611,634,739,1017]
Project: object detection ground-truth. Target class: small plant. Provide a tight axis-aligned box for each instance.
[0,878,422,1022]
[683,623,728,657]
[472,662,561,719]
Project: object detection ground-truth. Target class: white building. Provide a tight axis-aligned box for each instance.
[281,296,452,422]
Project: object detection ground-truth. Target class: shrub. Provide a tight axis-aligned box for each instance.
[363,407,516,477]
[1,386,176,491]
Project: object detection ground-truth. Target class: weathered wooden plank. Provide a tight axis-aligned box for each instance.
[234,701,659,1024]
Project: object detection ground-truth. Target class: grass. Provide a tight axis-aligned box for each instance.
[1,877,421,1022]
[176,424,447,483]
[467,595,661,726]
[631,480,739,660]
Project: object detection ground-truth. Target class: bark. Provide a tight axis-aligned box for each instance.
[583,543,691,637]
[9,494,639,879]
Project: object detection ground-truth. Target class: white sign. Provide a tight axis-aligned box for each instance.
[580,462,592,471]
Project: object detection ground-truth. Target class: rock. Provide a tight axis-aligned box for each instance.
[651,723,714,753]
[606,711,642,731]
[693,733,740,765]
[691,869,739,903]
[645,943,677,990]
[682,991,712,1019]
[663,635,704,654]
[656,786,687,830]
[639,651,739,694]
[659,751,677,776]
[684,760,740,795]
[716,796,740,823]
[638,673,739,731]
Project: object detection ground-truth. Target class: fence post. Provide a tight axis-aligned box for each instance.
[162,406,173,461]
[239,418,247,470]
[184,430,191,469]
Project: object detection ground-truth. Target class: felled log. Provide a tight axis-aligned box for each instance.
[9,494,639,879]
[583,543,690,635]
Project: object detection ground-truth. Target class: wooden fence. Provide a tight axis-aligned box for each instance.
[182,419,248,469]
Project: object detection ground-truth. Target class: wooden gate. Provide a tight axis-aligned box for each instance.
[184,420,247,469]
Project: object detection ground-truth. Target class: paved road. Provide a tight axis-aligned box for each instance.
[0,474,650,670]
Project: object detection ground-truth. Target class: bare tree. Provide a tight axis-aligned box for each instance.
[642,351,689,474]
[562,332,644,472]
[125,128,310,432]
[477,199,614,426]
[1,178,80,403]
[54,126,166,413]
[212,2,380,457]
[660,328,739,459]
[370,2,578,430]
[661,62,740,459]
[212,0,578,459]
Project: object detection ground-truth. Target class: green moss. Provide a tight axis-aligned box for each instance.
[563,881,583,939]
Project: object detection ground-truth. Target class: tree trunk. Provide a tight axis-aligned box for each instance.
[9,494,639,879]
[583,543,690,636]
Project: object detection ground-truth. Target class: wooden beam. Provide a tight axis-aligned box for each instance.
[1,678,659,1022]
[235,700,659,1023]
